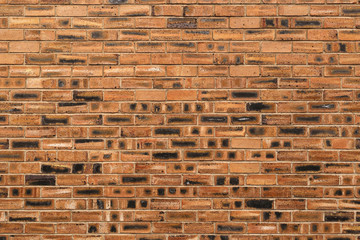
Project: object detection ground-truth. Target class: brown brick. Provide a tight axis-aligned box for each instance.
[0,0,358,238]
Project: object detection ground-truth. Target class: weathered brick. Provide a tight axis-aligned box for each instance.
[0,0,358,238]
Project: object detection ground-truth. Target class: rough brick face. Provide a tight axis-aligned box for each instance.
[0,0,360,239]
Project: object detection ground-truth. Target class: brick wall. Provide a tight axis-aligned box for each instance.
[0,0,360,239]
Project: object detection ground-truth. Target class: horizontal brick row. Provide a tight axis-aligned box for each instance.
[0,221,359,234]
[2,78,360,89]
[0,114,359,123]
[0,138,358,150]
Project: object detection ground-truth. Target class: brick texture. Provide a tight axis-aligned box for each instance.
[0,0,360,239]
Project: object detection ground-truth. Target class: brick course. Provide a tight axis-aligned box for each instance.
[0,0,360,239]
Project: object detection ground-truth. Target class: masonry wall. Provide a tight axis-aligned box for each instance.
[0,0,359,239]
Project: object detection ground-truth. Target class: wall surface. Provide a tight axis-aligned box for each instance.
[0,0,360,239]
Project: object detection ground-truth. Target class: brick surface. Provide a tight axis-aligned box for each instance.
[0,0,359,239]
